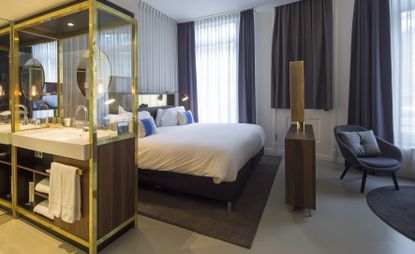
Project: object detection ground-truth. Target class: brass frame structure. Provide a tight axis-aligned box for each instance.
[0,25,12,210]
[9,1,138,253]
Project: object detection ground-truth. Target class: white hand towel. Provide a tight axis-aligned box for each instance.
[34,200,54,220]
[35,178,50,194]
[49,162,81,223]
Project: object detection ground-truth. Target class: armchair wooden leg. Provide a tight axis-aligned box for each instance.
[392,172,400,190]
[361,169,368,193]
[340,164,351,180]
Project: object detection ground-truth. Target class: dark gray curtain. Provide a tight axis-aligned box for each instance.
[348,0,393,142]
[271,0,333,109]
[238,9,256,124]
[178,22,198,122]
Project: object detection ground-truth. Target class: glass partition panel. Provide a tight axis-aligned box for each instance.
[0,28,10,123]
[17,33,57,127]
[95,9,134,138]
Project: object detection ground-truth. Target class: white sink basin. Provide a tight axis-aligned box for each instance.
[0,124,41,145]
[12,127,118,160]
[0,124,11,145]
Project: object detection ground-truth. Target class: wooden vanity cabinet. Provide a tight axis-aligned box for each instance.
[14,136,136,249]
[0,144,12,208]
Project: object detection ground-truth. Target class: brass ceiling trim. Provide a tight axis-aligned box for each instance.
[14,2,89,31]
[20,28,60,40]
[96,2,136,24]
[0,26,11,37]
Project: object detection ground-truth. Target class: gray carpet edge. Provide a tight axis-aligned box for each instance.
[137,156,281,249]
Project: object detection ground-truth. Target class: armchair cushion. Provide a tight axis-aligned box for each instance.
[340,130,382,157]
[359,157,400,168]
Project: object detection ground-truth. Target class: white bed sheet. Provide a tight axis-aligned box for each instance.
[137,123,265,183]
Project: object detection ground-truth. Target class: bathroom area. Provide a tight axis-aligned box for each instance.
[0,1,138,253]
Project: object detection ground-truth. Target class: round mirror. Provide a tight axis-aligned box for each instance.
[76,50,111,98]
[21,58,44,100]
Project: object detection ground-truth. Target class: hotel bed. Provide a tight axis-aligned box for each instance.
[137,107,265,211]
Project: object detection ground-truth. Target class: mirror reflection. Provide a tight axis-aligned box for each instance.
[76,50,111,98]
[21,58,45,101]
[0,32,9,123]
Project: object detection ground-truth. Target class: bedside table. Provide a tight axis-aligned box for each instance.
[285,124,316,216]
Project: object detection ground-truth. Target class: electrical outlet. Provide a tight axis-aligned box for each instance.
[34,151,43,159]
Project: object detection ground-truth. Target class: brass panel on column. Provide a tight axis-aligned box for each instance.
[289,61,305,129]
[88,1,98,253]
[10,25,19,217]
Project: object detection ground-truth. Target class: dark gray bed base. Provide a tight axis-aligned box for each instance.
[138,148,264,212]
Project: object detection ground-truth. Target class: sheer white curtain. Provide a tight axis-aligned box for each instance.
[32,41,58,82]
[391,0,415,179]
[195,14,240,123]
[138,0,178,94]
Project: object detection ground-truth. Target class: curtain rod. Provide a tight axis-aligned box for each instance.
[178,9,241,23]
[177,0,299,23]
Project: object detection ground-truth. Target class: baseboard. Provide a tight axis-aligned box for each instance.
[264,146,278,156]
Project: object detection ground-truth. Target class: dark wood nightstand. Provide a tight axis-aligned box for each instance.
[285,124,316,216]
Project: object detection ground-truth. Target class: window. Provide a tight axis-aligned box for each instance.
[391,0,415,148]
[195,14,239,123]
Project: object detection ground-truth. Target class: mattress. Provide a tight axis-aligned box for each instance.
[137,123,265,183]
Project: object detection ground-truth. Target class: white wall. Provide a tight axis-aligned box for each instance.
[254,0,355,161]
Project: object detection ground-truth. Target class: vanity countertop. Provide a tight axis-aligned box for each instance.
[12,127,117,160]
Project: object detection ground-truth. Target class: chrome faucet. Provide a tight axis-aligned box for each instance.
[39,103,49,125]
[39,103,49,110]
[75,105,88,132]
[19,104,28,125]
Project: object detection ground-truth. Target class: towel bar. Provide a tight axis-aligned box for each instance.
[45,168,83,175]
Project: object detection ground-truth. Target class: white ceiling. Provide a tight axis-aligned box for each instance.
[0,0,73,24]
[0,0,296,26]
[144,0,291,22]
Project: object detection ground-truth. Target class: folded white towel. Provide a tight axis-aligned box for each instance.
[0,110,11,116]
[35,178,50,194]
[49,162,81,224]
[34,200,54,220]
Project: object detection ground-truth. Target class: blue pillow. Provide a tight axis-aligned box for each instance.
[178,110,194,125]
[139,117,157,138]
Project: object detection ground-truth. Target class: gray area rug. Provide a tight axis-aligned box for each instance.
[367,186,415,241]
[137,156,281,248]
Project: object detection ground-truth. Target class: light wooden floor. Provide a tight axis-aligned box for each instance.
[1,158,415,254]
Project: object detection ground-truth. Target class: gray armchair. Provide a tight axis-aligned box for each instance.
[334,125,402,193]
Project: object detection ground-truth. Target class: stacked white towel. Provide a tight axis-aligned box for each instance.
[35,178,50,194]
[34,200,54,220]
[49,162,81,224]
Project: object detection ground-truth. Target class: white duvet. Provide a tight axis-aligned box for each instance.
[137,123,266,184]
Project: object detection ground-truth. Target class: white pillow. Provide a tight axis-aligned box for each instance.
[178,110,194,125]
[138,110,151,120]
[156,106,185,127]
[118,105,132,121]
[104,114,123,123]
[155,108,165,127]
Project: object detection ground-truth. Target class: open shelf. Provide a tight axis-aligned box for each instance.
[35,191,48,199]
[0,159,11,166]
[17,164,49,176]
[0,193,12,202]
